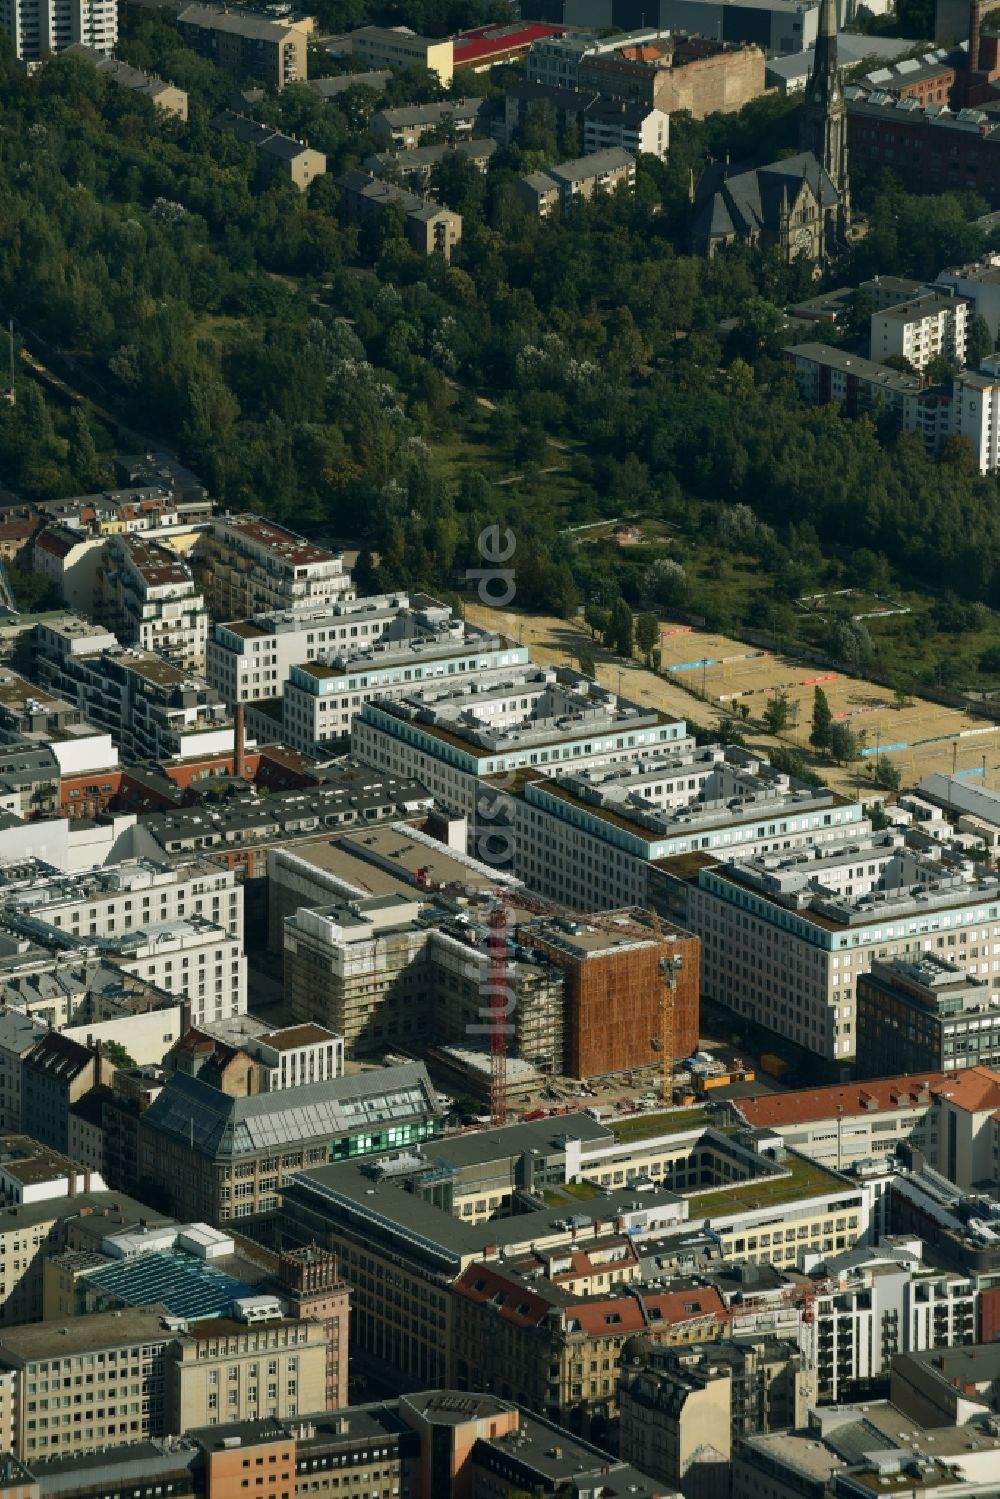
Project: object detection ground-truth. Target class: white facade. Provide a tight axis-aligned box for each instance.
[0,1160,108,1206]
[682,837,1000,1061]
[936,254,1000,341]
[0,0,116,62]
[870,292,969,372]
[281,627,533,754]
[249,1027,345,1090]
[99,534,209,672]
[0,857,243,945]
[62,1004,186,1065]
[953,367,1000,473]
[206,593,409,705]
[791,342,1000,474]
[112,917,246,1026]
[583,109,667,158]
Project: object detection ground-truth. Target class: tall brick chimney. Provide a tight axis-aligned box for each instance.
[970,0,982,73]
[234,701,246,781]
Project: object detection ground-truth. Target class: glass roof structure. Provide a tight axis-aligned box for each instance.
[81,1250,255,1321]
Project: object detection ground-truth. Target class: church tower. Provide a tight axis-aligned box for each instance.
[801,0,850,246]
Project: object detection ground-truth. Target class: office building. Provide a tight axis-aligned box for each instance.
[278,612,526,753]
[351,666,688,839]
[97,533,209,672]
[177,5,308,87]
[11,1394,675,1499]
[0,0,115,64]
[0,1306,330,1462]
[206,593,410,706]
[0,1182,170,1329]
[659,832,1000,1062]
[513,744,866,910]
[139,1053,441,1227]
[856,955,1000,1076]
[278,1111,870,1415]
[735,1066,1000,1190]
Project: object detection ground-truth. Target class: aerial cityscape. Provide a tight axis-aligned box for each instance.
[4,0,1000,1492]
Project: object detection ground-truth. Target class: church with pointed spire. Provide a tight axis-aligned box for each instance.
[691,0,851,263]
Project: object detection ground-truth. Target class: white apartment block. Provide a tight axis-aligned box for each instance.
[790,342,1000,473]
[99,534,209,672]
[0,0,115,63]
[194,516,354,621]
[111,915,246,1025]
[37,630,237,765]
[953,365,1000,473]
[870,291,969,371]
[669,833,1000,1062]
[583,111,666,158]
[803,1245,978,1402]
[206,592,410,705]
[0,856,244,946]
[936,253,1000,341]
[351,670,689,831]
[280,620,531,754]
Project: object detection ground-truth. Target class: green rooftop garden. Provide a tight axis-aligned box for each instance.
[685,1152,842,1220]
[610,1107,714,1142]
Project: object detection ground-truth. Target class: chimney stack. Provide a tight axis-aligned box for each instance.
[234,701,246,781]
[971,0,982,73]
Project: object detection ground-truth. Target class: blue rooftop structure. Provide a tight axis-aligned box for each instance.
[81,1250,258,1322]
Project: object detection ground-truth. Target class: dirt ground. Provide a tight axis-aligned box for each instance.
[465,602,1000,799]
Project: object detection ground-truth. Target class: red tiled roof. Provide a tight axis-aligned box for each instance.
[736,1067,1000,1129]
[34,528,76,560]
[454,1264,552,1327]
[452,21,563,65]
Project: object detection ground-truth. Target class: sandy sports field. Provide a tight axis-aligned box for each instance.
[466,603,1000,798]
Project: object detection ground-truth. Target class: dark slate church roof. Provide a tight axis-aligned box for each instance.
[694,151,838,243]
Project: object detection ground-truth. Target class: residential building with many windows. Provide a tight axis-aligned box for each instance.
[192,517,352,621]
[97,533,209,672]
[176,5,308,88]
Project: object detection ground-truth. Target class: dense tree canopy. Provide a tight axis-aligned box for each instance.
[2,21,1000,631]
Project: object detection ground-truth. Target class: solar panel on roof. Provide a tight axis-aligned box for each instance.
[868,67,892,82]
[896,56,921,72]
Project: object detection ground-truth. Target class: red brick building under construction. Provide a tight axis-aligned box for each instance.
[523,911,699,1078]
